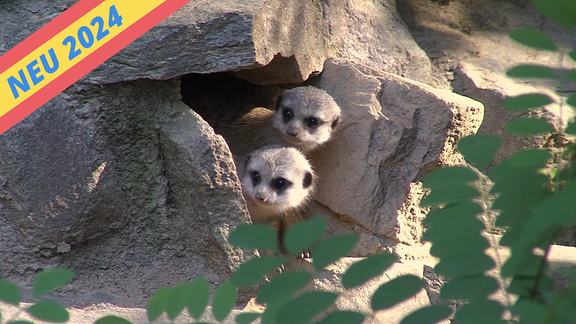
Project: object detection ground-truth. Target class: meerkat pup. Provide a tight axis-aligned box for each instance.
[237,146,315,254]
[238,146,315,225]
[214,86,341,162]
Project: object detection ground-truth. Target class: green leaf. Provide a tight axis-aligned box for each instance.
[26,301,69,323]
[490,164,549,228]
[186,277,210,319]
[429,235,489,259]
[256,271,312,304]
[94,316,132,324]
[508,275,553,297]
[533,0,576,28]
[7,321,34,324]
[420,185,479,207]
[423,210,486,243]
[32,268,74,298]
[342,253,397,289]
[570,50,576,63]
[212,280,237,322]
[228,223,278,252]
[261,298,290,324]
[231,256,286,287]
[422,201,483,228]
[440,275,499,300]
[276,291,338,324]
[320,310,365,324]
[421,166,478,189]
[504,93,554,111]
[567,93,576,108]
[457,134,502,170]
[530,181,576,227]
[435,253,495,277]
[0,280,20,306]
[567,70,576,82]
[312,234,358,270]
[454,299,505,323]
[506,65,555,79]
[509,28,556,50]
[400,305,452,324]
[371,275,423,311]
[147,287,172,322]
[511,300,547,324]
[166,283,188,320]
[284,217,327,255]
[236,312,261,324]
[505,118,554,135]
[508,149,551,167]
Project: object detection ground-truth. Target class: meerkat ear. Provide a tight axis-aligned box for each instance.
[275,94,283,111]
[303,171,313,189]
[331,116,339,130]
[245,155,251,169]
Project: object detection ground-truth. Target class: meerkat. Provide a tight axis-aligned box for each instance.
[238,146,315,253]
[187,85,341,163]
[228,86,341,157]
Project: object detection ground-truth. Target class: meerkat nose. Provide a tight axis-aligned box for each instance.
[255,193,266,202]
[287,129,298,137]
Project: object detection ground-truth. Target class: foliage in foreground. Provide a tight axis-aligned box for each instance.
[2,0,576,323]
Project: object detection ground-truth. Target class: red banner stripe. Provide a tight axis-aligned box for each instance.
[0,0,106,75]
[0,0,192,135]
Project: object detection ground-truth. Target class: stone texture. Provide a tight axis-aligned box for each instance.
[307,59,483,255]
[397,0,576,164]
[0,79,251,307]
[92,0,325,85]
[321,0,433,84]
[0,0,325,86]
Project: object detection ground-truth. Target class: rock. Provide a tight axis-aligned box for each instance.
[0,79,251,307]
[397,0,576,164]
[0,0,325,86]
[306,59,483,256]
[321,0,433,85]
[94,0,324,85]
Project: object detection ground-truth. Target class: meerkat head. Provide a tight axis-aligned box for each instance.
[273,86,341,152]
[240,146,315,216]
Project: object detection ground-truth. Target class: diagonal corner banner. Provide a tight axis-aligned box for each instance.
[0,0,192,135]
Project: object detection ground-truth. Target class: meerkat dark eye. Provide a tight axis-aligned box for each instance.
[303,171,313,189]
[251,171,260,185]
[282,109,294,123]
[305,117,321,128]
[272,177,291,191]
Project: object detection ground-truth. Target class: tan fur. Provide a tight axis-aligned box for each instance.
[238,146,315,226]
[209,86,341,164]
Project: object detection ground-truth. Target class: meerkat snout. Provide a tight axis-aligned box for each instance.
[273,86,341,152]
[239,146,315,224]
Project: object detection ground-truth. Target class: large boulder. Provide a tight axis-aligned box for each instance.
[397,0,576,163]
[90,0,325,85]
[0,79,251,307]
[306,59,483,256]
[321,0,434,85]
[0,0,326,86]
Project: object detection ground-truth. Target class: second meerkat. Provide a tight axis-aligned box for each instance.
[200,86,341,163]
